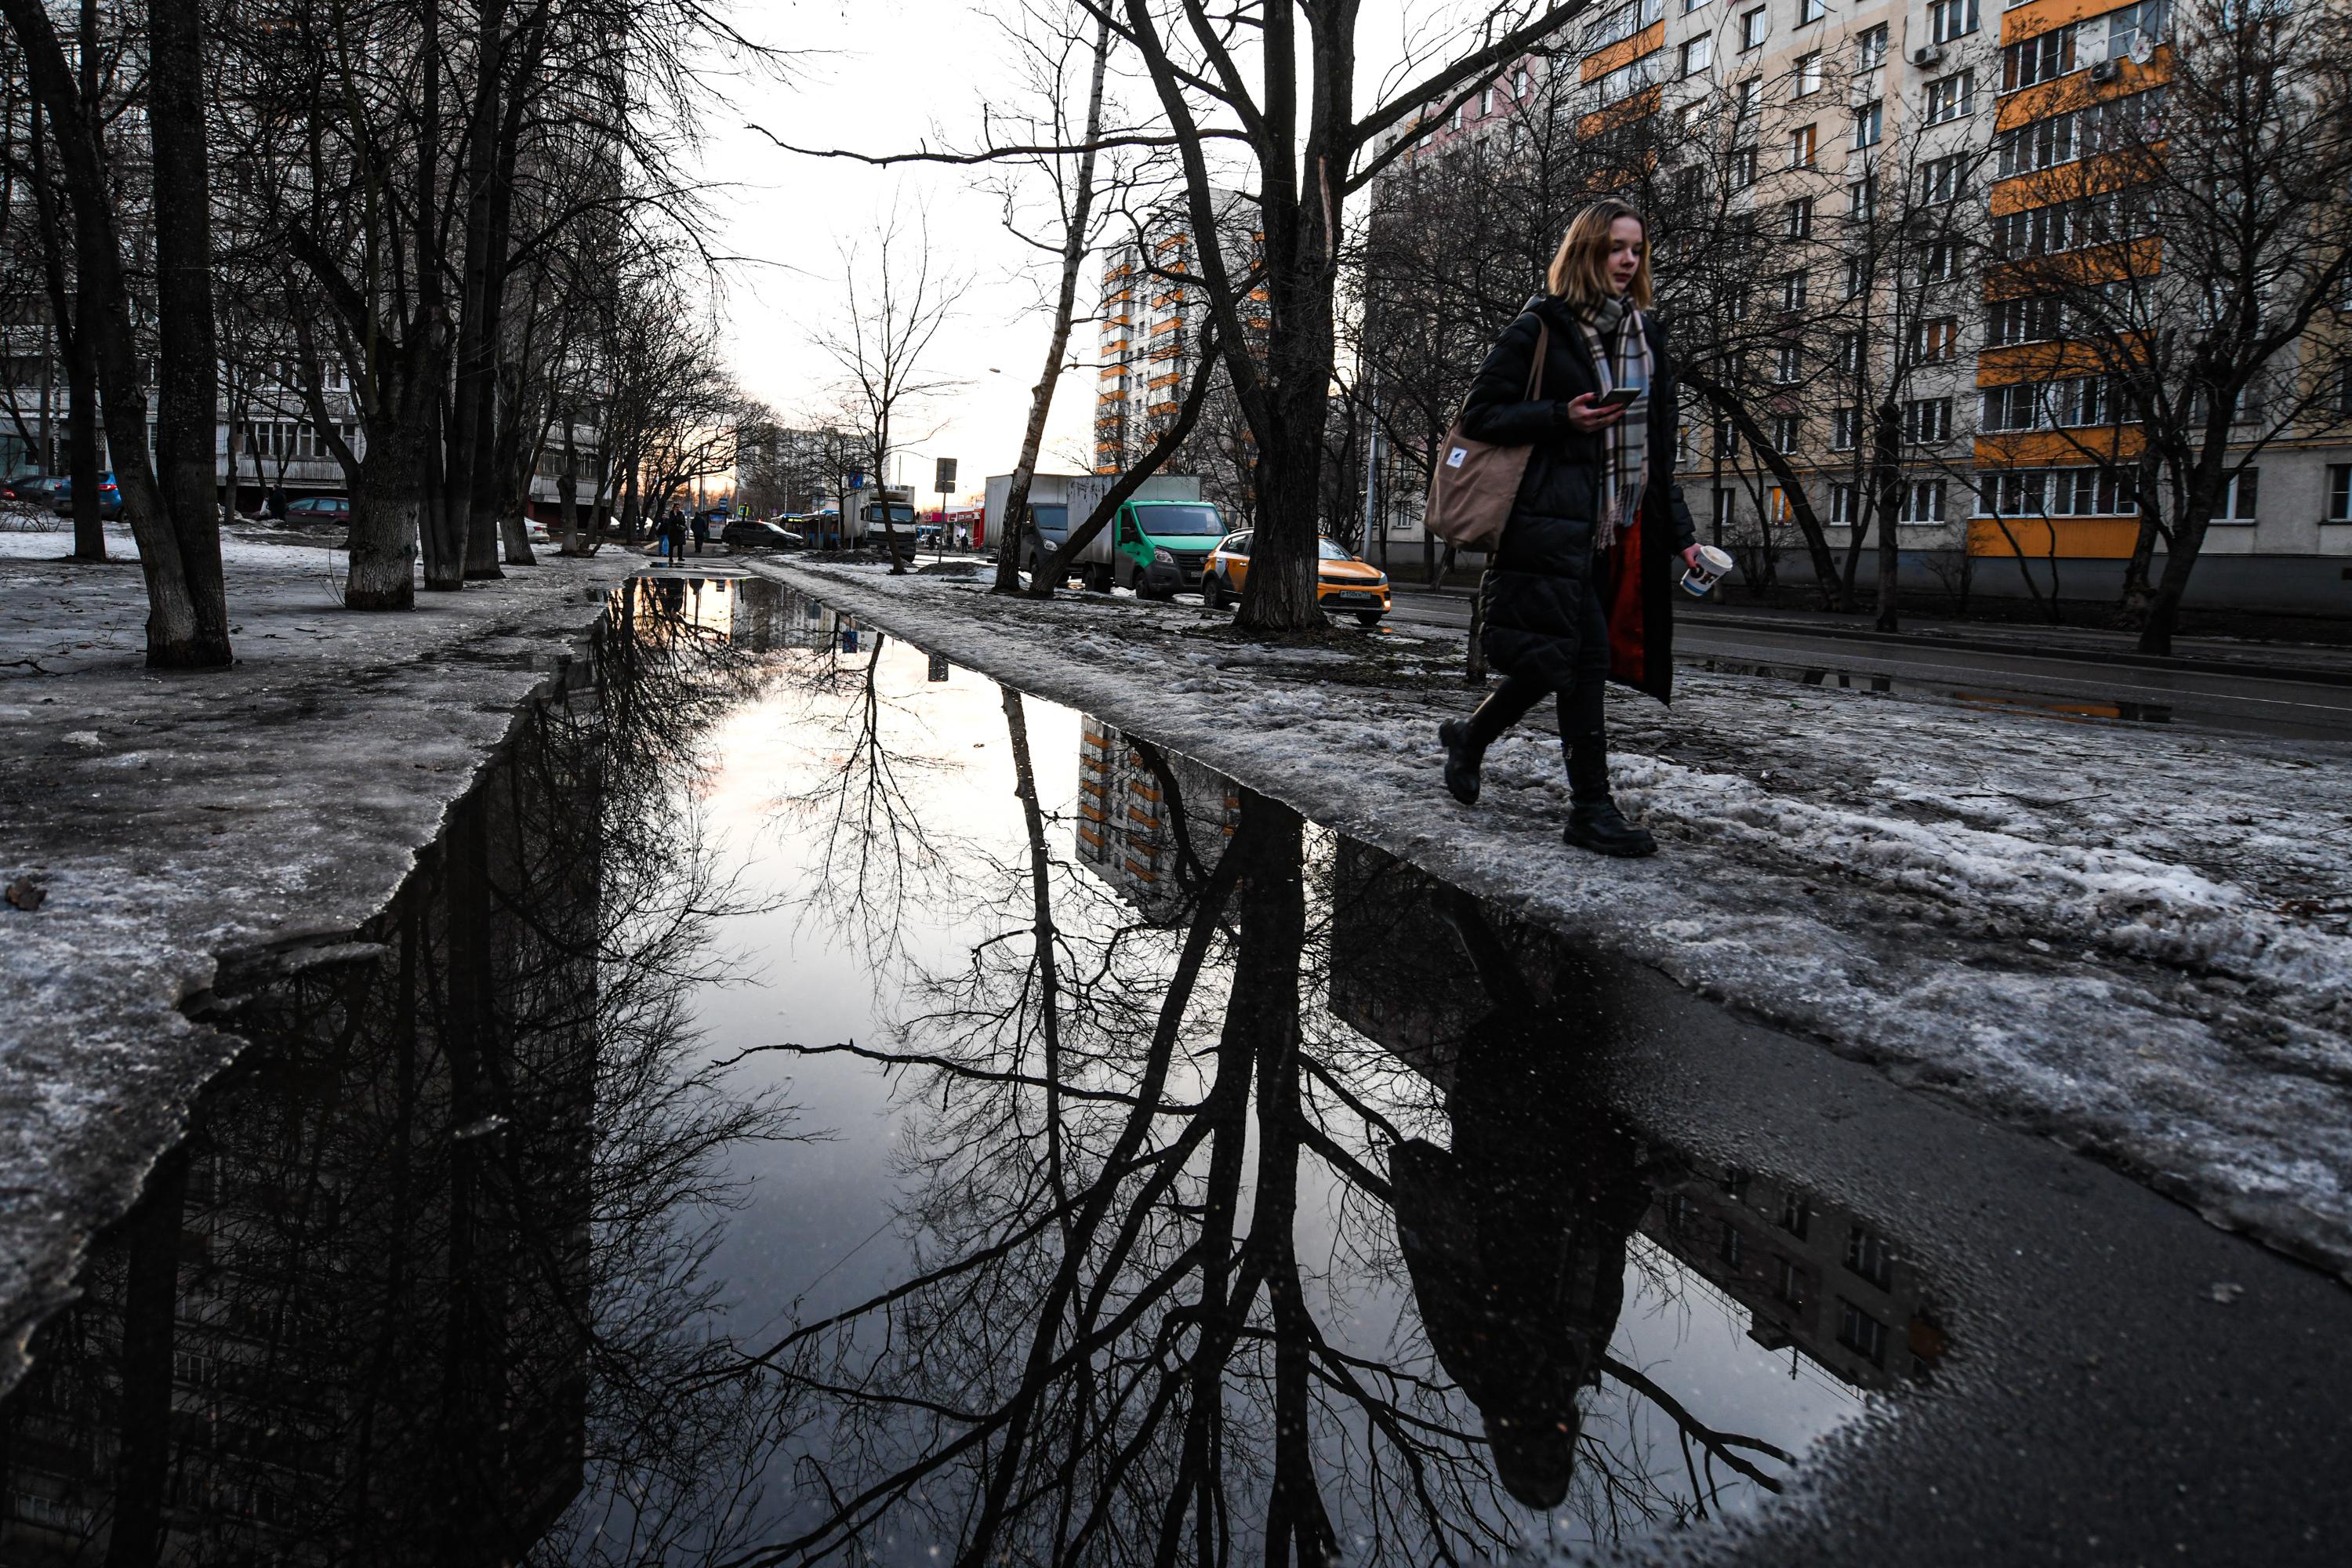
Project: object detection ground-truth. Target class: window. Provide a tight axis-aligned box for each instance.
[1515,67,1530,96]
[1778,1192,1812,1237]
[1720,1220,1746,1265]
[1912,316,1958,361]
[2220,468,2259,522]
[1686,0,1713,9]
[1798,0,1828,20]
[1714,417,1740,456]
[1923,69,1975,124]
[1984,467,2139,517]
[1845,1225,1894,1289]
[1831,406,1857,449]
[2106,0,2168,63]
[1835,330,1864,372]
[1838,1300,1889,1365]
[1726,285,1751,322]
[2339,366,2352,417]
[1775,1257,1807,1306]
[1681,34,1715,74]
[1773,413,1802,451]
[1831,481,1859,521]
[1985,294,2064,345]
[1847,175,1878,223]
[1853,99,1883,148]
[1587,0,1667,48]
[1776,345,1803,383]
[1731,144,1759,187]
[1736,77,1764,117]
[1901,477,1947,521]
[1795,50,1824,95]
[1780,270,1809,310]
[1741,6,1769,49]
[1592,53,1666,107]
[1785,196,1815,238]
[1842,256,1866,299]
[1981,383,2042,432]
[2002,25,2076,92]
[1713,487,1737,528]
[1789,122,1818,167]
[1857,24,1888,68]
[1923,241,1959,281]
[1928,0,1980,42]
[1904,397,1952,444]
[2326,464,2350,522]
[1919,152,1968,203]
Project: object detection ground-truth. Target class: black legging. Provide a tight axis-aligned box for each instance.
[1464,564,1613,786]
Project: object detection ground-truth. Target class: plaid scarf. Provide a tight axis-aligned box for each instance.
[1572,297,1653,552]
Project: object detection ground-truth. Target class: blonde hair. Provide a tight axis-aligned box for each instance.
[1546,201,1652,310]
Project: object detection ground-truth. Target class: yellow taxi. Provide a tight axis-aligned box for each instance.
[1202,532,1393,626]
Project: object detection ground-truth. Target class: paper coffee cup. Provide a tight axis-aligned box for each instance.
[1679,544,1734,597]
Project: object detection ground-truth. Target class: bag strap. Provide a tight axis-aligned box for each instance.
[1524,319,1549,403]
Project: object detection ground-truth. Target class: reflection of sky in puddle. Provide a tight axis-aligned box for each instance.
[680,626,1898,1558]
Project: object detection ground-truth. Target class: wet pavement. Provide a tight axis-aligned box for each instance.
[4,574,2347,1566]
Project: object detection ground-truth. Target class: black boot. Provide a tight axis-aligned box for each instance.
[1563,733,1656,858]
[1438,720,1483,805]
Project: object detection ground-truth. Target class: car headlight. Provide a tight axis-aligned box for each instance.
[1152,546,1174,564]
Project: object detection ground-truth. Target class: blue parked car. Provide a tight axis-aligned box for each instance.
[50,471,122,519]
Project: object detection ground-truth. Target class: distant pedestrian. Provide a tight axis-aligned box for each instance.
[1436,200,1707,858]
[690,508,710,555]
[265,485,287,520]
[662,505,686,566]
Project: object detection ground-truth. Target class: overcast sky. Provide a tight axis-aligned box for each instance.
[695,0,1491,509]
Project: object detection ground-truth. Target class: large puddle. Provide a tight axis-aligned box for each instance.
[0,575,1951,1564]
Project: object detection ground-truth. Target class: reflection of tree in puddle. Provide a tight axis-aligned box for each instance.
[727,659,1952,1563]
[0,576,798,1566]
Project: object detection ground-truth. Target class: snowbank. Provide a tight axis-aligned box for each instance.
[743,557,2352,1279]
[0,523,633,1386]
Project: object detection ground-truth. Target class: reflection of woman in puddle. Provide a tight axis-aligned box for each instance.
[1392,898,1652,1509]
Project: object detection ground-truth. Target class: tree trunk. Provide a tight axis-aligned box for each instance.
[2119,440,2164,615]
[557,410,583,554]
[1870,399,1902,632]
[147,0,231,666]
[992,15,1112,597]
[350,416,429,608]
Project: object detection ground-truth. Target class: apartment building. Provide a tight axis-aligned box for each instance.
[1363,0,2351,612]
[1093,191,1263,485]
[0,349,598,520]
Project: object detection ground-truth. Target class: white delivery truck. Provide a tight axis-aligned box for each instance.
[983,471,1228,597]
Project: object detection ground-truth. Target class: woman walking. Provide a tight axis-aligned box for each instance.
[1437,200,1705,858]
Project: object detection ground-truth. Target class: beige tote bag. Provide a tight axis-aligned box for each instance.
[1422,321,1549,553]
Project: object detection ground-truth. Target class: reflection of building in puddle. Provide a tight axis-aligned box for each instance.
[1649,1163,1947,1391]
[1075,718,1238,920]
[0,706,601,1563]
[1329,837,1947,1399]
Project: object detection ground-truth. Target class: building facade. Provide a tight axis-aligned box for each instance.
[1363,0,2351,612]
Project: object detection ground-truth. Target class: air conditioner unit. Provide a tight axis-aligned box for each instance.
[2090,59,2122,82]
[1910,43,1946,67]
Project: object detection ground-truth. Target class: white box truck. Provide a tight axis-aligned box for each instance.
[984,471,1228,597]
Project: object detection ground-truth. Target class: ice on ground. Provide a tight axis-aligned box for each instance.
[0,522,633,1389]
[746,557,2352,1280]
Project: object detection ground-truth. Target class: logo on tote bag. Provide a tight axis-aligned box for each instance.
[1446,447,1468,468]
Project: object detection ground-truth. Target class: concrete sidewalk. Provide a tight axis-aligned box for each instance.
[0,520,633,1390]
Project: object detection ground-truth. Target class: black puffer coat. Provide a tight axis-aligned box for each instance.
[1459,294,1699,703]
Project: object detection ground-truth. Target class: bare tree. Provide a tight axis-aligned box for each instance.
[0,0,230,663]
[2000,0,2352,652]
[812,207,970,575]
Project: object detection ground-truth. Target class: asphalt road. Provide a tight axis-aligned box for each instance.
[1386,587,2352,743]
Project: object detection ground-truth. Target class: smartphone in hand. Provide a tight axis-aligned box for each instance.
[1594,387,1642,410]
